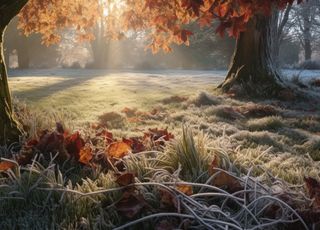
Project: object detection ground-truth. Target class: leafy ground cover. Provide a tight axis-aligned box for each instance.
[1,70,320,229]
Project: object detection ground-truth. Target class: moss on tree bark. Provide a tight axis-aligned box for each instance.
[0,0,28,145]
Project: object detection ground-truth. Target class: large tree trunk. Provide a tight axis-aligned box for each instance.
[0,0,28,145]
[218,15,285,97]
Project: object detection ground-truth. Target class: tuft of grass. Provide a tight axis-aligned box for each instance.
[205,105,244,121]
[98,112,127,129]
[231,130,288,151]
[239,103,278,118]
[161,95,188,104]
[14,98,76,139]
[159,126,213,183]
[246,116,284,131]
[191,92,221,107]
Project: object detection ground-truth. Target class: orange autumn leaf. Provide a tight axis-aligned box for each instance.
[79,145,93,165]
[0,161,16,171]
[106,141,132,159]
[176,184,193,196]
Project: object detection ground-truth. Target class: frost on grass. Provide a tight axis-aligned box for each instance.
[246,116,284,131]
[3,88,320,228]
[0,128,317,229]
[190,91,221,107]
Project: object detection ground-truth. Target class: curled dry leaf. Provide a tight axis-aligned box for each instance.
[0,161,16,171]
[144,128,174,146]
[116,172,135,186]
[159,188,178,209]
[106,141,132,159]
[79,145,93,165]
[65,132,85,160]
[36,130,65,161]
[115,194,146,219]
[122,137,145,153]
[209,156,243,193]
[176,184,193,196]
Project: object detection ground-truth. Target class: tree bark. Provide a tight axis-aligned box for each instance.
[302,3,312,61]
[0,0,28,145]
[218,15,285,97]
[0,28,24,145]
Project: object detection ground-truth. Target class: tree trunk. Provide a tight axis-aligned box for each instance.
[0,0,28,145]
[304,36,312,61]
[0,28,24,145]
[302,3,312,61]
[218,15,285,97]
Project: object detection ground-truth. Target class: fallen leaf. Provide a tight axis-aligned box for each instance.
[115,194,146,219]
[209,157,242,193]
[96,129,114,144]
[176,184,193,196]
[36,130,64,155]
[144,128,174,146]
[79,145,93,165]
[65,132,85,160]
[116,172,135,186]
[0,161,16,171]
[304,177,320,208]
[123,137,145,153]
[159,188,178,209]
[106,141,132,159]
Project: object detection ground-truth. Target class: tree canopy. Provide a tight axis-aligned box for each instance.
[17,0,304,52]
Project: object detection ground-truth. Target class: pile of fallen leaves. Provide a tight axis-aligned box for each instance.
[0,122,174,172]
[1,123,320,229]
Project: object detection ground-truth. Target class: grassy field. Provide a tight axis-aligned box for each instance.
[9,69,222,123]
[2,69,320,229]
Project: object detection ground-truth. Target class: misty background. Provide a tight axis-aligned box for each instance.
[4,1,320,71]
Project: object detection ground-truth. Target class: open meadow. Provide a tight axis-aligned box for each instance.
[1,69,319,228]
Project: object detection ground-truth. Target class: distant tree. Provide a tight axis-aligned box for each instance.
[290,0,320,61]
[4,17,60,69]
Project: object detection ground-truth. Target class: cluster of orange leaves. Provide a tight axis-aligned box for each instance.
[0,123,174,171]
[17,0,304,51]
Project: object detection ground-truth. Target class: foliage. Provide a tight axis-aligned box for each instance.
[16,0,305,52]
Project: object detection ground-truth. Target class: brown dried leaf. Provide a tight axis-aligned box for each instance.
[115,194,146,219]
[116,172,135,186]
[304,177,320,208]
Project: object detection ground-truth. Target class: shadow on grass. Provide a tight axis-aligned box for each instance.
[12,75,101,102]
